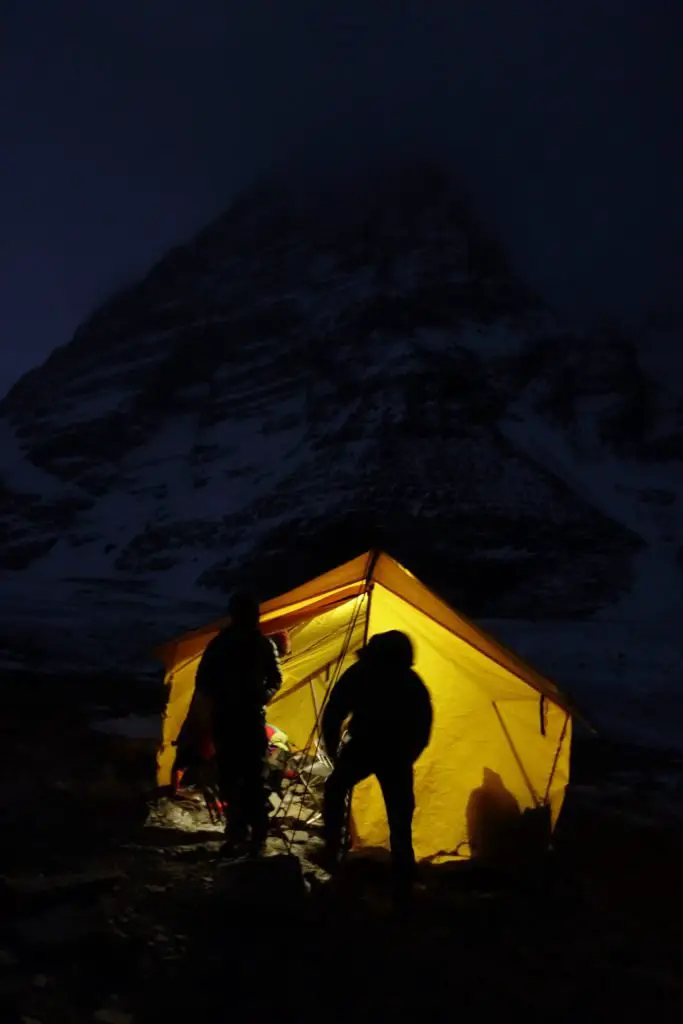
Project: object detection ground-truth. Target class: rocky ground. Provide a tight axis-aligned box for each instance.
[2,674,683,1022]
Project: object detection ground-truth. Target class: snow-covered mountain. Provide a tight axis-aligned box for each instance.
[1,164,682,681]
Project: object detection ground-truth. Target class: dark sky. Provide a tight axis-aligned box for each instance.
[1,0,682,397]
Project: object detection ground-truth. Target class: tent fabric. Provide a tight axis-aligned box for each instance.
[352,583,570,862]
[156,592,370,787]
[154,551,573,862]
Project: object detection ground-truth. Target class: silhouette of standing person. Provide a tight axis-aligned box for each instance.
[195,591,282,856]
[321,630,433,900]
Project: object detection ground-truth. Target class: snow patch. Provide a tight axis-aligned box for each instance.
[52,389,130,426]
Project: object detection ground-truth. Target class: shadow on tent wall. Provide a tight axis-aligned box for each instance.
[340,767,552,905]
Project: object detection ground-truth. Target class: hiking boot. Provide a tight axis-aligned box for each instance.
[220,835,249,859]
[247,835,267,858]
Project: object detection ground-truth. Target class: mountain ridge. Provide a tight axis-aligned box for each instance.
[1,164,681,670]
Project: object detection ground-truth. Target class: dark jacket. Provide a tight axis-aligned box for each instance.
[322,630,432,764]
[195,625,282,731]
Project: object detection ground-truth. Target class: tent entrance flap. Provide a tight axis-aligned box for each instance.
[268,591,370,752]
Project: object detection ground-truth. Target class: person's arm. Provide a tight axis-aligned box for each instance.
[264,637,283,703]
[321,668,356,761]
[194,635,218,699]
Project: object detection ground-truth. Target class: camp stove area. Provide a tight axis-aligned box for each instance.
[148,732,332,855]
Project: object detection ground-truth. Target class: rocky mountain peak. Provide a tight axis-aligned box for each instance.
[0,163,681,670]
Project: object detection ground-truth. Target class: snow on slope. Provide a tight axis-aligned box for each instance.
[501,382,683,625]
[494,367,683,748]
[503,392,681,547]
[0,420,70,497]
[0,164,681,749]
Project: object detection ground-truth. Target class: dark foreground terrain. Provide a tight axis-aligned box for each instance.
[2,672,683,1022]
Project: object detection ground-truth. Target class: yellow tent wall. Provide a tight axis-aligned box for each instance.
[154,552,572,863]
[353,582,570,862]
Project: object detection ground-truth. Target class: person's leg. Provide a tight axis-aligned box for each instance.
[323,743,372,861]
[242,727,269,851]
[215,743,249,847]
[376,759,417,899]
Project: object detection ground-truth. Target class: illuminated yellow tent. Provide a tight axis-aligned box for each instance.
[154,551,576,863]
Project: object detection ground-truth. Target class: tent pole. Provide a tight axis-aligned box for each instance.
[361,547,378,648]
[276,577,368,844]
[344,559,376,854]
[366,548,380,585]
[363,583,373,647]
[492,701,540,807]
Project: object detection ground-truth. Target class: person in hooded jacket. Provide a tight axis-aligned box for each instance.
[320,630,433,897]
[194,590,282,855]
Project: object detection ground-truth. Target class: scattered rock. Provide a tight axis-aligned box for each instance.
[284,830,311,844]
[268,792,282,812]
[166,841,223,861]
[145,799,223,834]
[93,1009,134,1024]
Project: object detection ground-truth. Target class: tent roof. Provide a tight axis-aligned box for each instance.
[153,549,583,720]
